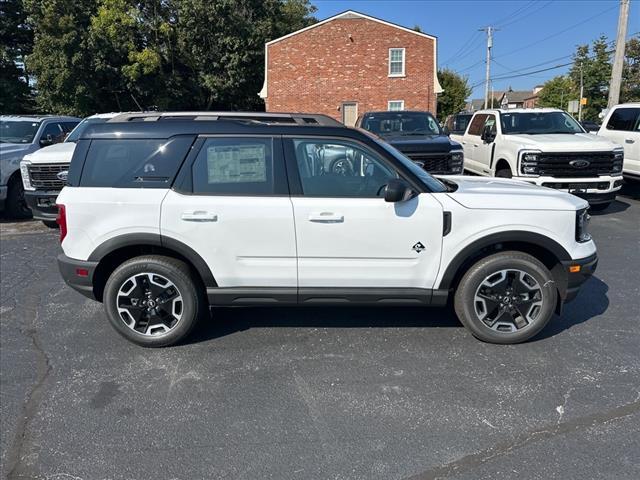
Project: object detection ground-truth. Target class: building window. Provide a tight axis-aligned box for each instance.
[389,48,405,76]
[388,100,404,111]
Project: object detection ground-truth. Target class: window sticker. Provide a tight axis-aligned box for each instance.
[207,144,266,183]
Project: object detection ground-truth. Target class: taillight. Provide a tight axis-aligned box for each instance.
[56,204,67,243]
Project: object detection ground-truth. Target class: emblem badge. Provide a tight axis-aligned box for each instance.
[412,242,425,253]
[569,160,590,169]
[57,170,69,181]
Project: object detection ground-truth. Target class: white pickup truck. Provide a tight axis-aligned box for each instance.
[597,103,640,182]
[459,108,624,211]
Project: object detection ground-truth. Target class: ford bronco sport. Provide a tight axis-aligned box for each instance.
[56,111,597,347]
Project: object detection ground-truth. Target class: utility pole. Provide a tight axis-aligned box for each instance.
[480,26,495,109]
[578,64,584,121]
[608,0,630,108]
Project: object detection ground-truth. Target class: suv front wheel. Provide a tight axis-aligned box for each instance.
[104,255,206,347]
[454,251,557,344]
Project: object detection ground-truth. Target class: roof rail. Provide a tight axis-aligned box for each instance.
[107,111,343,127]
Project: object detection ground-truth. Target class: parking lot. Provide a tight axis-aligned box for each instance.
[0,184,639,480]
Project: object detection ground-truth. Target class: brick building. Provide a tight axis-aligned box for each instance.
[258,11,442,125]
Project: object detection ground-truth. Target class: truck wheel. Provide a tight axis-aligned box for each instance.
[454,251,557,344]
[5,176,32,219]
[43,220,59,229]
[589,202,611,212]
[495,168,512,178]
[103,255,206,347]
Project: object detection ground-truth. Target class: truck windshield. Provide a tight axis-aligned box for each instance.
[500,111,585,135]
[360,129,448,193]
[0,120,40,144]
[65,117,108,142]
[362,112,442,137]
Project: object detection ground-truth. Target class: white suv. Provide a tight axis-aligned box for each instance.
[460,108,624,211]
[597,103,640,181]
[56,112,598,347]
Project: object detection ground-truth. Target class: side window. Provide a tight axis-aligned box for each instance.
[484,114,497,132]
[80,137,193,188]
[292,138,397,198]
[468,114,488,136]
[40,123,65,144]
[606,108,640,132]
[192,137,284,195]
[61,122,79,134]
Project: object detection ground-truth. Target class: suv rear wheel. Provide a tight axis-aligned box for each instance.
[103,255,206,347]
[454,251,557,344]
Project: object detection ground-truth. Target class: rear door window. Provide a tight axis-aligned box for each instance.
[80,136,194,188]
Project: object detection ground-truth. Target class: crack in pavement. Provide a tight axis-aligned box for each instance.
[405,399,640,480]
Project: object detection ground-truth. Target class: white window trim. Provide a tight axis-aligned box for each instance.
[388,100,405,111]
[388,48,405,77]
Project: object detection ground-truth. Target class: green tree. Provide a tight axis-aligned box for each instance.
[537,75,577,110]
[0,0,34,113]
[622,36,640,103]
[437,68,472,118]
[569,35,611,121]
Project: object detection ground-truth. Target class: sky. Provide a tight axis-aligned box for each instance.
[313,0,639,100]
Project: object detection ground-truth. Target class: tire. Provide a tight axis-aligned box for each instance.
[103,255,206,347]
[330,157,354,176]
[495,168,512,179]
[43,220,59,229]
[589,202,611,212]
[454,251,557,344]
[5,176,32,219]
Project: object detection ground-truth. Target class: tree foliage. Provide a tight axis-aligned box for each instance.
[437,68,471,118]
[16,0,316,115]
[0,0,33,112]
[537,75,577,110]
[622,37,640,103]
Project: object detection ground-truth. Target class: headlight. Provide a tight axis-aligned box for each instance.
[612,148,624,174]
[575,208,591,243]
[20,160,34,191]
[520,150,541,175]
[450,150,464,173]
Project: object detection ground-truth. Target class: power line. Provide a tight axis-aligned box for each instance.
[492,0,540,28]
[496,0,554,29]
[441,31,482,66]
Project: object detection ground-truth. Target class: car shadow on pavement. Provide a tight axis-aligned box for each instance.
[188,304,462,344]
[534,275,609,341]
[591,199,630,216]
[187,276,609,345]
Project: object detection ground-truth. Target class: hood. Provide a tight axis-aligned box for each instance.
[383,134,459,154]
[0,143,32,157]
[507,133,619,151]
[22,142,76,164]
[439,175,588,211]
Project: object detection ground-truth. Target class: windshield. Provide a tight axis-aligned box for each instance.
[362,112,442,137]
[0,120,40,144]
[65,117,108,142]
[500,111,585,134]
[359,129,447,193]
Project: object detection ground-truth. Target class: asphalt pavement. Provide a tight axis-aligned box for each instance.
[1,184,639,480]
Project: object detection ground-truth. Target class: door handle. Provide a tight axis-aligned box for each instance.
[625,138,635,144]
[473,144,479,147]
[308,212,344,223]
[181,211,218,222]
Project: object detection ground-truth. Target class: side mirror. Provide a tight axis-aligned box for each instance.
[384,178,412,203]
[39,134,54,147]
[481,125,495,143]
[442,126,451,136]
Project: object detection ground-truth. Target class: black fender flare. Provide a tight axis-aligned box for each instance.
[88,233,217,287]
[437,231,571,290]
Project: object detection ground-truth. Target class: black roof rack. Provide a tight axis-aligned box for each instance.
[107,111,343,127]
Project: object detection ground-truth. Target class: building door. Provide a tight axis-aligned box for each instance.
[341,102,358,126]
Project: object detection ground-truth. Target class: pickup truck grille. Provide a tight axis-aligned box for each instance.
[536,152,617,178]
[404,152,458,174]
[28,163,69,190]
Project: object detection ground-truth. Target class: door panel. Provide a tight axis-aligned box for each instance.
[161,136,296,287]
[292,195,443,288]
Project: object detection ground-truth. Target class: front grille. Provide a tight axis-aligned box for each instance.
[403,152,456,174]
[536,152,616,178]
[28,163,69,189]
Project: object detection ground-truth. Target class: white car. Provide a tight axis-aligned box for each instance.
[459,108,624,211]
[56,111,597,347]
[597,103,640,181]
[20,113,123,226]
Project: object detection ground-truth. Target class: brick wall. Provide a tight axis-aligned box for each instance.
[264,18,437,122]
